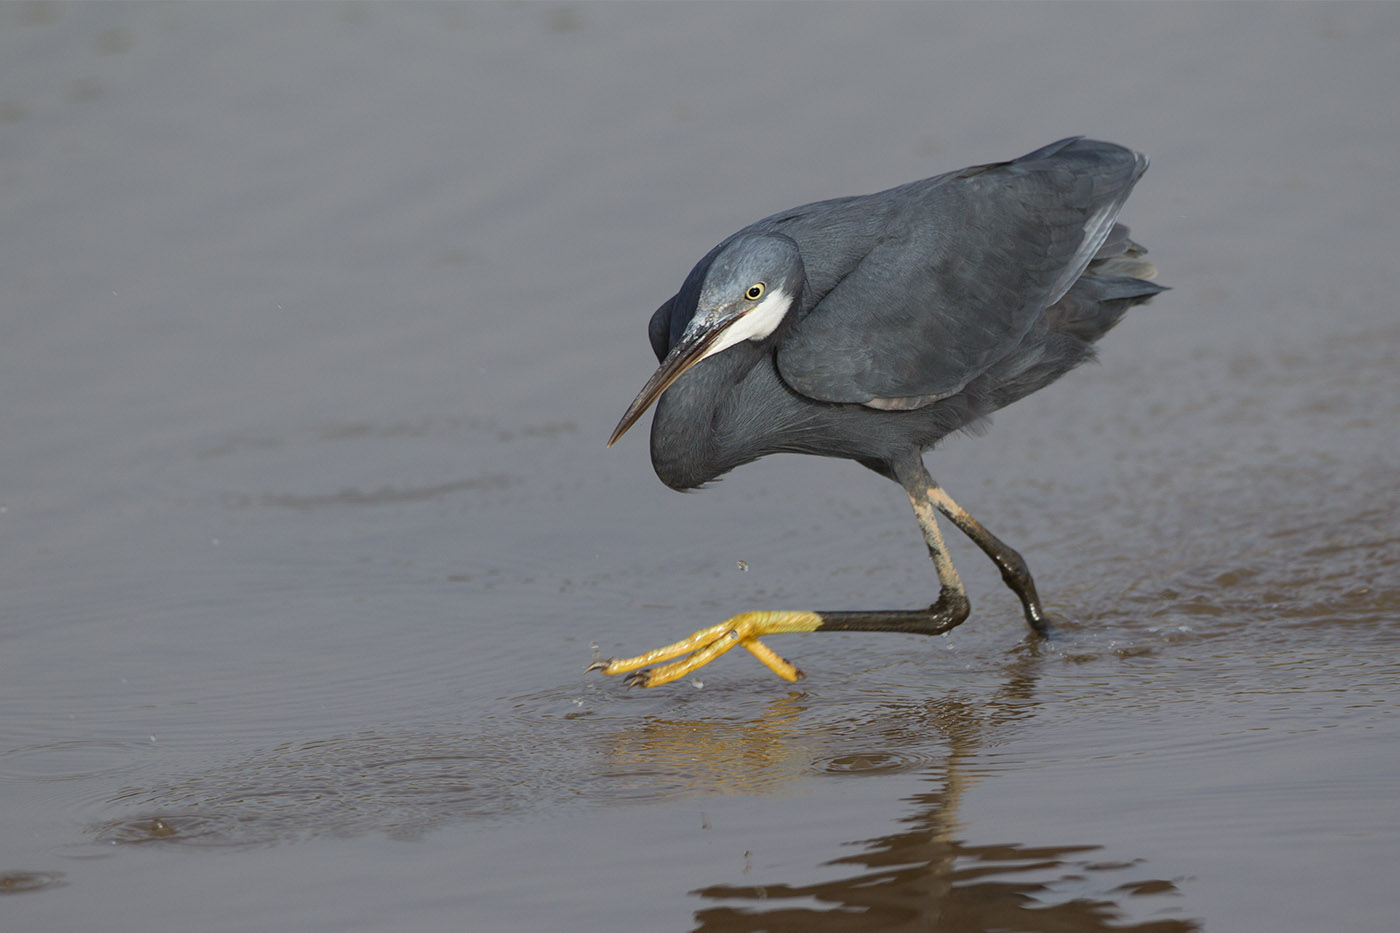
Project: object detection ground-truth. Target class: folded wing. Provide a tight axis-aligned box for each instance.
[774,137,1149,408]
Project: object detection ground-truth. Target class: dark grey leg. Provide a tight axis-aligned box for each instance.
[927,484,1048,633]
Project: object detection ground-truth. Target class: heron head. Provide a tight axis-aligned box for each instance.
[608,234,803,446]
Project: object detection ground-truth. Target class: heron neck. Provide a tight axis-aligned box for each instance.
[648,339,770,490]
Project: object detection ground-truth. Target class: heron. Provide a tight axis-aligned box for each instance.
[591,137,1165,688]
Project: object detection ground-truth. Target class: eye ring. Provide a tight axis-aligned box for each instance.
[745,283,766,301]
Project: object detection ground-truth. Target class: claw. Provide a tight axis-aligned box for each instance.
[592,611,825,687]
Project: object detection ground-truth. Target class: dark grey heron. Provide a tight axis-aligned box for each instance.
[591,137,1165,687]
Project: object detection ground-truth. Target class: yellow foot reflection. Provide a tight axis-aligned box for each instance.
[588,610,823,688]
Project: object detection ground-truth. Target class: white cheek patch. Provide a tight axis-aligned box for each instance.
[693,287,793,364]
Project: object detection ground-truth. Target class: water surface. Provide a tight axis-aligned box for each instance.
[2,4,1398,931]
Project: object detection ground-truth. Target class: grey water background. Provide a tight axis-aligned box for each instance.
[2,3,1398,930]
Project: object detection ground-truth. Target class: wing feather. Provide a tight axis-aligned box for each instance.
[774,138,1148,406]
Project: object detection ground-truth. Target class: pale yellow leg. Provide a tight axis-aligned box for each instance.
[592,621,740,673]
[740,637,806,683]
[589,610,822,687]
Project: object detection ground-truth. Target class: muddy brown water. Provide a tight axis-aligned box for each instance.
[2,4,1398,931]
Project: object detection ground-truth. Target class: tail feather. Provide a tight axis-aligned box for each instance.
[1046,227,1165,343]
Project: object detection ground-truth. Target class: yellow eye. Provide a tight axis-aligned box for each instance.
[745,283,765,301]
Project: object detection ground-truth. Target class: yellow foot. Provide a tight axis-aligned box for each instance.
[587,611,823,687]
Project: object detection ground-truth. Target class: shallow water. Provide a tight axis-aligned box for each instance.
[2,3,1398,931]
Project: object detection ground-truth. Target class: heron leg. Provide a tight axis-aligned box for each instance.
[587,459,1036,688]
[926,485,1048,634]
[816,456,972,637]
[587,611,822,687]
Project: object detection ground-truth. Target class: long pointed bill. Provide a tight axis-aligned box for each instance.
[606,311,742,447]
[608,286,794,447]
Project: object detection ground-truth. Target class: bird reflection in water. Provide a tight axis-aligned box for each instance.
[596,657,1198,932]
[690,777,1198,933]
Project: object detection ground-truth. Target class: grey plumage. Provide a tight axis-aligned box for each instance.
[597,138,1166,687]
[633,136,1163,490]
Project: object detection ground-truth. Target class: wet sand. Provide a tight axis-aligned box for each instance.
[2,3,1398,930]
